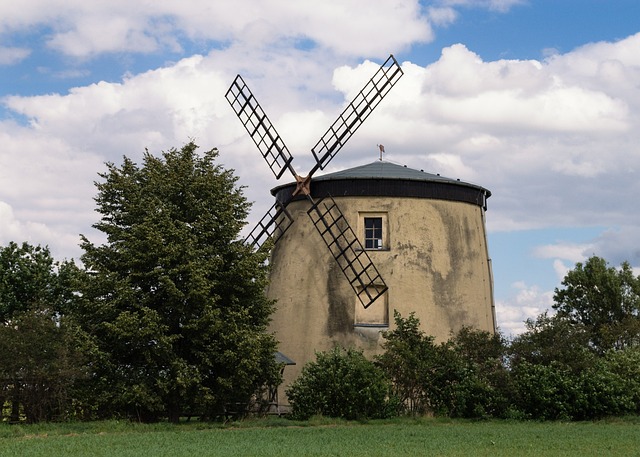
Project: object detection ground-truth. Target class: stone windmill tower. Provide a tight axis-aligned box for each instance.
[226,57,495,391]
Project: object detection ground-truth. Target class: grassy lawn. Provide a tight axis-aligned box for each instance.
[1,417,639,457]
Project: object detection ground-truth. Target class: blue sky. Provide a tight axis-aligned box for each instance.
[2,1,640,335]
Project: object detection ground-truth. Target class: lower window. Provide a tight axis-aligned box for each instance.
[355,286,388,327]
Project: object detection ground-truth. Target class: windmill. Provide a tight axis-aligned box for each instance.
[225,55,403,309]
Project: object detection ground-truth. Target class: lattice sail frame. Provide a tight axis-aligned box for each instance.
[225,75,294,180]
[225,55,403,308]
[244,201,294,250]
[310,55,403,173]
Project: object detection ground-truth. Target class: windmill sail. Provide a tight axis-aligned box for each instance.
[310,55,403,174]
[226,55,402,309]
[225,75,294,179]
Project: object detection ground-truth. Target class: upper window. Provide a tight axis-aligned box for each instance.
[359,212,388,250]
[364,217,383,249]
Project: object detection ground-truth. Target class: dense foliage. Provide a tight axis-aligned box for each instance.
[0,243,89,422]
[0,143,281,423]
[73,142,280,422]
[286,347,396,420]
[507,311,640,420]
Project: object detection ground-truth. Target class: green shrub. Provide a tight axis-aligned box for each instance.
[510,360,578,420]
[376,313,511,419]
[286,347,397,420]
[574,347,640,419]
[375,312,437,415]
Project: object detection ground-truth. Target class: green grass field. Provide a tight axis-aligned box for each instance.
[2,417,639,457]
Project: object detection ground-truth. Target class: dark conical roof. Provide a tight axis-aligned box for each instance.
[271,160,491,210]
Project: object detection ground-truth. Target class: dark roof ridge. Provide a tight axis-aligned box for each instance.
[314,160,474,186]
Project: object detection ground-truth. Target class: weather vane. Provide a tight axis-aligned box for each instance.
[377,144,385,161]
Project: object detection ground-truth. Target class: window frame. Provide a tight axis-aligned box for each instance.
[358,212,389,251]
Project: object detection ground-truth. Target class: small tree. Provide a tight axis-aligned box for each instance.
[378,313,512,419]
[0,242,89,422]
[286,347,396,420]
[448,327,511,418]
[375,312,435,415]
[553,256,640,350]
[74,142,281,421]
[0,242,72,321]
[376,311,474,417]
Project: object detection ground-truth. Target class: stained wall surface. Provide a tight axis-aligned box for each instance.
[267,193,495,396]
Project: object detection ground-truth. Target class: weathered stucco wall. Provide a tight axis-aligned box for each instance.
[267,194,495,397]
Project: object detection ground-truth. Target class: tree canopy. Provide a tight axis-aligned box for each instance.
[0,242,74,322]
[0,242,89,422]
[74,142,280,421]
[553,256,640,350]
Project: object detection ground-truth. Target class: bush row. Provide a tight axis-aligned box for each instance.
[286,312,640,421]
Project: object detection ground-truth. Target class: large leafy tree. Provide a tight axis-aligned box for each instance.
[553,256,640,350]
[75,142,280,422]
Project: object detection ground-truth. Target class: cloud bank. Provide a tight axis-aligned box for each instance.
[1,1,638,335]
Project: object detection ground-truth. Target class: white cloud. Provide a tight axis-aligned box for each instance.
[391,38,640,234]
[0,202,28,240]
[423,153,478,180]
[0,46,30,65]
[427,6,458,27]
[587,227,640,267]
[531,226,640,277]
[0,1,433,58]
[496,281,554,336]
[418,44,629,133]
[0,120,103,259]
[4,55,235,157]
[534,242,591,264]
[553,259,571,282]
[46,14,166,56]
[0,200,81,259]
